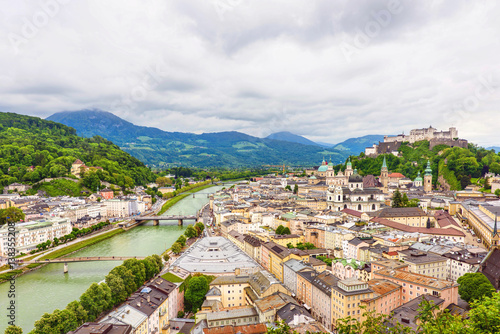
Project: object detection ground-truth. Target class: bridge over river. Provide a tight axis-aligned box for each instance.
[133,214,198,226]
[21,256,147,273]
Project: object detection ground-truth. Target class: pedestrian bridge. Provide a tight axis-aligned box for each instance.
[22,256,146,264]
[21,256,147,273]
[134,215,198,226]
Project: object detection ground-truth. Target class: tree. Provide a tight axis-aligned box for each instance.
[171,242,183,254]
[293,184,299,194]
[276,225,285,235]
[122,259,146,288]
[185,225,197,238]
[184,276,209,312]
[176,235,187,246]
[495,189,500,197]
[285,185,292,191]
[0,207,25,226]
[195,222,205,233]
[402,193,409,207]
[457,273,495,303]
[4,326,23,334]
[79,283,113,322]
[32,309,79,334]
[392,189,402,208]
[65,300,88,325]
[163,253,170,262]
[466,291,500,333]
[105,273,128,306]
[156,176,171,187]
[416,296,463,334]
[108,265,137,295]
[484,177,491,190]
[336,306,414,334]
[282,227,291,235]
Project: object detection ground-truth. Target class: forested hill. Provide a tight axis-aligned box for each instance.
[47,109,348,167]
[339,140,500,191]
[0,112,155,192]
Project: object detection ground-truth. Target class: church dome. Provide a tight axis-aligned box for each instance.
[318,165,328,172]
[349,170,363,183]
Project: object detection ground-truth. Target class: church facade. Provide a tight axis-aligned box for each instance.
[326,168,385,213]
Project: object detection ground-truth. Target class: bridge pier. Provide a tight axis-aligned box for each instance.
[153,220,159,226]
[63,263,68,274]
[178,219,183,226]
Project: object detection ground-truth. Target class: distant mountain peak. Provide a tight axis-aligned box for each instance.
[46,109,349,167]
[265,131,319,147]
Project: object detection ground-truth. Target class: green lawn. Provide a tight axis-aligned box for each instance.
[161,272,184,283]
[40,229,124,260]
[157,183,215,215]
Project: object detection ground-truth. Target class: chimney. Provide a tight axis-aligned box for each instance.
[147,295,150,303]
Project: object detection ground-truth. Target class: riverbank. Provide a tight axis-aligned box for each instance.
[157,182,217,215]
[0,229,124,283]
[0,183,228,333]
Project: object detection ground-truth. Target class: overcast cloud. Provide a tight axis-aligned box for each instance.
[1,0,499,146]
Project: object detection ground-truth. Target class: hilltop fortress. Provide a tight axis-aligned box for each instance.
[365,126,468,156]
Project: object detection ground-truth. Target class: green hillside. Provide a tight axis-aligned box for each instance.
[0,112,155,194]
[47,110,349,167]
[340,140,500,191]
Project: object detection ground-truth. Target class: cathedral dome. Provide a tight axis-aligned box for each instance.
[318,165,328,172]
[349,170,363,183]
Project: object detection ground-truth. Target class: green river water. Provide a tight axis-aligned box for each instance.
[0,185,225,332]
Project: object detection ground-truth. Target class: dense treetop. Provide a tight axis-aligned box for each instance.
[0,112,155,191]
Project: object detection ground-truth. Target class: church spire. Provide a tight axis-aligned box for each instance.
[493,215,498,237]
[382,156,387,169]
[424,160,432,176]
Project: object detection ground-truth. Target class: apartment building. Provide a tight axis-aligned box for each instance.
[398,249,448,279]
[0,217,71,255]
[373,269,458,308]
[331,278,375,326]
[362,279,402,315]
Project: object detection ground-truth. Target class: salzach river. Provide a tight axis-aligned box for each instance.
[0,185,226,332]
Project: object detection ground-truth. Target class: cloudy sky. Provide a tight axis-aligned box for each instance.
[1,0,499,146]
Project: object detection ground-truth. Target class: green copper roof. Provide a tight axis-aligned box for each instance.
[347,157,352,167]
[318,165,328,172]
[382,156,387,169]
[414,171,423,182]
[425,160,432,176]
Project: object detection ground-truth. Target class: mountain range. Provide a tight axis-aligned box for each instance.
[264,131,384,154]
[47,110,349,167]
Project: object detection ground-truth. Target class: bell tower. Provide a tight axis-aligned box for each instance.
[380,156,388,192]
[424,160,433,193]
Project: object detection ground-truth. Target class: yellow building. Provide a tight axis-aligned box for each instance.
[270,234,304,247]
[209,271,289,308]
[450,202,500,248]
[331,278,375,327]
[267,243,309,282]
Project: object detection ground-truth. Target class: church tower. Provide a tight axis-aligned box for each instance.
[492,215,498,248]
[414,171,423,187]
[345,157,353,177]
[380,156,388,192]
[424,160,433,193]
